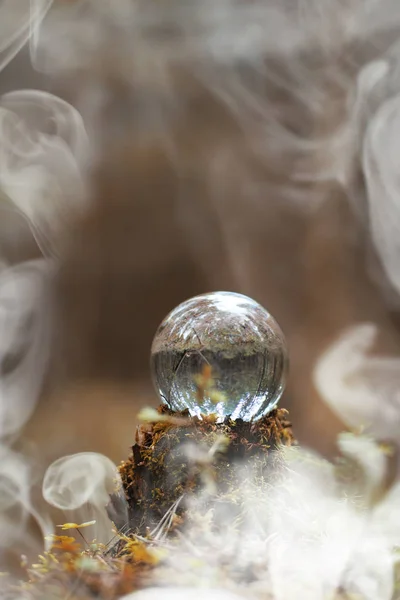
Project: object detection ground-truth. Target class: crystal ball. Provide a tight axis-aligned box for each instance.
[150,291,288,421]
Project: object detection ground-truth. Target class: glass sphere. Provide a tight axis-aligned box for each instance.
[150,291,288,422]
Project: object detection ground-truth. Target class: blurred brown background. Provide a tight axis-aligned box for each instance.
[1,7,400,477]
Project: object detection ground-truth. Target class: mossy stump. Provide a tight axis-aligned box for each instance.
[111,405,294,535]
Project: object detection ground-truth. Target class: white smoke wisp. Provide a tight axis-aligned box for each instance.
[265,440,400,600]
[0,1,92,583]
[31,0,355,188]
[314,323,400,440]
[116,436,398,600]
[4,1,400,597]
[0,0,53,72]
[0,85,90,574]
[362,90,400,298]
[0,258,54,570]
[8,0,400,292]
[5,0,400,293]
[42,452,128,544]
[0,90,90,258]
[27,0,400,70]
[0,259,51,439]
[0,445,52,556]
[132,435,400,600]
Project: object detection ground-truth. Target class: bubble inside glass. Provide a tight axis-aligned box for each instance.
[150,291,288,422]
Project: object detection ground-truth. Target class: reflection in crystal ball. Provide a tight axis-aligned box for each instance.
[150,291,288,422]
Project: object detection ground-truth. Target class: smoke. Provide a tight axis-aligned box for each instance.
[3,0,400,598]
[0,445,52,554]
[0,257,54,575]
[0,89,90,258]
[42,452,127,543]
[0,259,51,439]
[119,436,400,600]
[0,0,53,73]
[265,440,400,600]
[3,0,400,276]
[0,5,91,575]
[363,90,400,298]
[314,323,400,441]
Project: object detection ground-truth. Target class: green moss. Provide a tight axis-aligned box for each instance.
[112,405,294,534]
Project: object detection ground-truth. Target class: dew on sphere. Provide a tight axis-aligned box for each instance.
[150,291,288,421]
